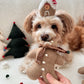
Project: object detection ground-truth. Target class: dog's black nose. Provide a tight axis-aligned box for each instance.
[41,34,49,41]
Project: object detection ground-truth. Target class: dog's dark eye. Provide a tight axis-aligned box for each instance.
[51,25,58,30]
[37,24,41,28]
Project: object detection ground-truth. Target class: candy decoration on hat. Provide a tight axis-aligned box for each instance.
[39,0,57,17]
[52,0,57,4]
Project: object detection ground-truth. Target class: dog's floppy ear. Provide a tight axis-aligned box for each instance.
[24,10,37,33]
[56,10,74,34]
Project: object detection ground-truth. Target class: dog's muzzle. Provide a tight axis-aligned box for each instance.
[41,34,49,41]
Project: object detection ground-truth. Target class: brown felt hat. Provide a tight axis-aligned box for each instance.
[39,0,57,17]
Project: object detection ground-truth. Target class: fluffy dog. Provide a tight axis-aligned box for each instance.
[20,10,74,73]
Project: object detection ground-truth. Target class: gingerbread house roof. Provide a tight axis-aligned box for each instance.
[39,0,57,10]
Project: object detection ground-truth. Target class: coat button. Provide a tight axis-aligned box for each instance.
[41,68,45,71]
[45,54,48,57]
[42,61,46,64]
[40,76,43,78]
[51,40,54,43]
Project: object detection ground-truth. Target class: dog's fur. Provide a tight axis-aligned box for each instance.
[68,15,84,52]
[20,10,75,73]
[24,10,74,49]
[20,10,84,73]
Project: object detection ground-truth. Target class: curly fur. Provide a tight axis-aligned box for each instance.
[20,9,84,78]
[20,10,74,75]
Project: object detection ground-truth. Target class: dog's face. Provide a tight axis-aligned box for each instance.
[32,16,63,42]
[24,10,74,43]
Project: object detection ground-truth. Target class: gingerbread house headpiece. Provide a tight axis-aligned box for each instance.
[39,0,57,17]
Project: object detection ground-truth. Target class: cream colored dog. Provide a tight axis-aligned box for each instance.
[20,10,74,74]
